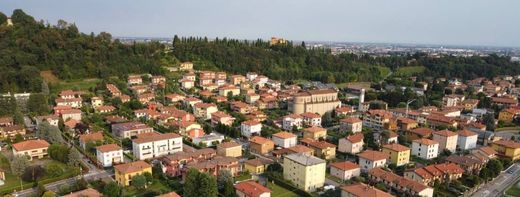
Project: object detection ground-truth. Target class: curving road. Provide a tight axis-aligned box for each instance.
[470,163,520,197]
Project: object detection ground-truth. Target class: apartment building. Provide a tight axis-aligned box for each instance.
[283,153,326,192]
[132,132,183,160]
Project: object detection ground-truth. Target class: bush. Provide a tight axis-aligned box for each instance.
[45,163,63,178]
[22,165,45,182]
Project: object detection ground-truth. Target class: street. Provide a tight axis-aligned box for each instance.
[12,147,114,197]
[471,163,520,197]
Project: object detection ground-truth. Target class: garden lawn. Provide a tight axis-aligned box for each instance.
[506,180,520,197]
[235,173,252,182]
[268,182,299,197]
[123,181,171,197]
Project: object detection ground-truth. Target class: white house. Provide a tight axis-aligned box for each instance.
[339,117,363,133]
[357,150,388,173]
[272,132,297,148]
[411,139,439,159]
[96,144,123,167]
[432,130,458,153]
[457,129,478,150]
[193,103,218,120]
[282,114,303,131]
[241,120,262,138]
[338,133,364,154]
[132,132,183,160]
[193,133,225,146]
[300,112,322,127]
[330,161,360,181]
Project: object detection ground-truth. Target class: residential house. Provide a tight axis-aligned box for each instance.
[96,144,123,167]
[397,117,418,131]
[217,141,242,158]
[179,62,193,70]
[302,127,327,140]
[272,132,297,148]
[283,153,326,192]
[299,138,336,160]
[339,117,362,133]
[127,75,143,85]
[243,158,274,174]
[382,143,410,166]
[340,183,393,197]
[357,150,388,173]
[12,139,50,160]
[498,108,520,122]
[301,112,322,127]
[114,160,152,186]
[78,132,104,149]
[491,140,520,161]
[211,111,235,126]
[369,168,433,197]
[234,180,271,197]
[180,79,195,89]
[445,155,484,175]
[219,85,240,97]
[132,132,183,160]
[411,139,439,159]
[432,130,458,153]
[249,136,274,154]
[457,129,478,151]
[282,114,303,131]
[241,120,262,138]
[405,128,434,141]
[111,121,153,138]
[160,148,217,177]
[329,161,360,181]
[404,163,464,186]
[193,133,224,147]
[338,133,364,154]
[61,109,82,121]
[193,103,218,120]
[0,125,26,138]
[363,110,393,132]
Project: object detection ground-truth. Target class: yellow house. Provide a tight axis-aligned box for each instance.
[216,141,242,157]
[498,108,520,122]
[179,62,194,71]
[302,127,327,140]
[114,160,152,186]
[300,138,336,160]
[491,140,520,161]
[243,158,274,174]
[283,153,326,192]
[382,143,410,166]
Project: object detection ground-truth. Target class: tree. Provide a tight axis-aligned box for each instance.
[45,163,63,177]
[131,174,147,189]
[184,168,218,197]
[42,191,56,197]
[103,182,122,197]
[483,113,495,131]
[10,155,29,190]
[486,159,503,177]
[37,122,64,143]
[0,12,7,25]
[321,112,333,127]
[222,179,237,197]
[27,93,49,115]
[68,148,82,167]
[217,169,233,191]
[48,144,70,163]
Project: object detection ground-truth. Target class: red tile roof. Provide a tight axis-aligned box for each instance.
[114,160,151,174]
[382,143,410,152]
[330,161,359,171]
[341,183,393,197]
[358,150,388,161]
[96,144,122,152]
[12,139,50,151]
[234,181,271,197]
[493,140,520,149]
[272,132,296,139]
[345,133,364,143]
[413,138,439,146]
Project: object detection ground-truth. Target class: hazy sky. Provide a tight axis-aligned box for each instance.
[2,0,520,47]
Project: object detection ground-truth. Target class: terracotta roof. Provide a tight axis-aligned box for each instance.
[79,132,104,143]
[413,138,439,146]
[300,112,321,119]
[234,181,271,197]
[330,161,359,171]
[410,128,434,137]
[433,129,457,137]
[340,183,393,197]
[217,141,241,149]
[477,146,497,156]
[249,136,272,145]
[345,133,364,143]
[445,155,482,166]
[357,150,388,161]
[397,117,416,124]
[300,138,336,149]
[288,145,314,153]
[457,129,477,137]
[367,109,393,119]
[369,168,430,193]
[340,117,362,124]
[336,106,354,113]
[242,120,261,126]
[114,160,151,174]
[62,188,102,197]
[194,102,217,109]
[133,132,181,144]
[12,140,50,151]
[96,144,122,153]
[155,192,181,197]
[284,114,302,119]
[493,140,520,149]
[302,126,326,133]
[272,132,296,139]
[382,143,410,152]
[244,158,274,167]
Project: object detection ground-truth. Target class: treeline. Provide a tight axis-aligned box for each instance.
[170,36,520,83]
[0,9,165,93]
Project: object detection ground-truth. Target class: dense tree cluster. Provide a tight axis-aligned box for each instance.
[0,9,165,93]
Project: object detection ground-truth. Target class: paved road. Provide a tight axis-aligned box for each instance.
[494,130,520,141]
[12,147,113,197]
[471,163,520,197]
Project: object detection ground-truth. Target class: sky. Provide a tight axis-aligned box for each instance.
[1,0,520,47]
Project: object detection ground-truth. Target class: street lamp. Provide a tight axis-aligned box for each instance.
[406,99,416,118]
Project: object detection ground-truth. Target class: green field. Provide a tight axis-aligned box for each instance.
[395,66,426,77]
[268,182,299,197]
[506,179,520,197]
[123,181,171,197]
